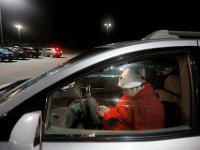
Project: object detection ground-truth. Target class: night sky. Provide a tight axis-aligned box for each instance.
[1,0,200,50]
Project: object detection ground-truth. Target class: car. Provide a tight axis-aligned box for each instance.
[42,47,62,58]
[0,48,14,62]
[0,29,200,150]
[22,47,40,58]
[4,47,26,60]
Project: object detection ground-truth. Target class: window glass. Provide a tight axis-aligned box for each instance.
[45,54,191,137]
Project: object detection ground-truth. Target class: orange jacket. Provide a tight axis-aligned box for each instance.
[103,83,165,130]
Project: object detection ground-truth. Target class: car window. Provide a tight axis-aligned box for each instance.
[44,50,192,139]
[0,48,9,53]
[0,64,63,103]
[0,48,109,103]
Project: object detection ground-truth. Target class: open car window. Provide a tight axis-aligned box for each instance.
[44,52,192,139]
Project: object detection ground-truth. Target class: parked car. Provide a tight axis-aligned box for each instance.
[4,47,26,60]
[1,30,200,150]
[0,48,14,62]
[22,47,40,58]
[42,47,62,58]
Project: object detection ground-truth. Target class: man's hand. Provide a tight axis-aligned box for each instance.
[98,105,110,117]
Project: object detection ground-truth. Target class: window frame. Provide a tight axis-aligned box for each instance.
[43,46,199,142]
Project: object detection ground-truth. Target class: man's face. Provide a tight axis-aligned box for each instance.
[123,87,138,97]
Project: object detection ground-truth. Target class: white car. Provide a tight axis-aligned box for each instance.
[42,47,62,58]
[0,30,200,150]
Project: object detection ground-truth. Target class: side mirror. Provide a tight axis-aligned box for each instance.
[8,111,42,150]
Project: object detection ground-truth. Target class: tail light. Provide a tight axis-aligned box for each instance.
[55,48,62,54]
[55,48,60,51]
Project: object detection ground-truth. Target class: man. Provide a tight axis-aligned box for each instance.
[98,68,165,130]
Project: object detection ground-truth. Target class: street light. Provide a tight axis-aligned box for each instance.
[104,22,112,44]
[15,24,22,44]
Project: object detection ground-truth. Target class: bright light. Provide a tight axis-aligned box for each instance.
[119,67,125,71]
[26,116,33,122]
[104,23,112,27]
[113,98,120,102]
[15,24,22,29]
[104,21,112,44]
[110,66,114,69]
[15,24,23,43]
[0,0,30,10]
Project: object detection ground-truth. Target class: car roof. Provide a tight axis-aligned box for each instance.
[94,30,200,50]
[142,30,200,40]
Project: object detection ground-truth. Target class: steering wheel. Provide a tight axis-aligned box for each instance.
[86,85,101,125]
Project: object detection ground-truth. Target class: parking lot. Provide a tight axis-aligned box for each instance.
[0,50,80,85]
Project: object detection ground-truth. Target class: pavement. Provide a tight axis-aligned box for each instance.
[0,49,81,85]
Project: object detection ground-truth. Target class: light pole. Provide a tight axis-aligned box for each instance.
[0,8,4,46]
[104,22,111,44]
[15,24,22,44]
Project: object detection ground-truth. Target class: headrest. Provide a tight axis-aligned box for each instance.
[164,75,181,96]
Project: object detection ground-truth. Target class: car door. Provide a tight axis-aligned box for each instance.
[41,44,200,150]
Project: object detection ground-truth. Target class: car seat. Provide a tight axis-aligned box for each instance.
[155,74,182,127]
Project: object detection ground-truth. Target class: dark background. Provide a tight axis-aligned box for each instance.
[0,0,199,50]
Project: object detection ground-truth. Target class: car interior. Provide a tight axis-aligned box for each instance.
[45,54,192,136]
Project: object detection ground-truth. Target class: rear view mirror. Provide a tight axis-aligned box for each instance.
[8,111,42,150]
